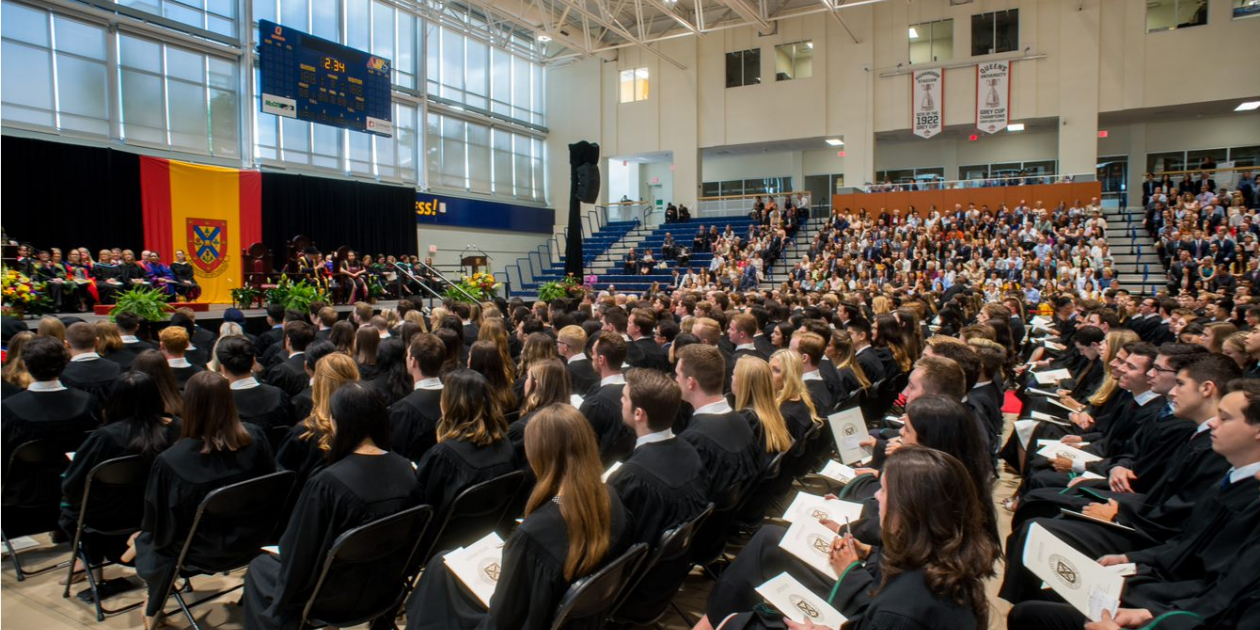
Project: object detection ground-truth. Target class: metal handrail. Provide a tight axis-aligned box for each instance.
[850,172,1096,192]
[413,260,479,303]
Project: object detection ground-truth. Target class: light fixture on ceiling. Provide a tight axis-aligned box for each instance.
[908,26,919,39]
[538,33,552,43]
[1007,123,1025,132]
[1236,101,1260,111]
[806,42,814,49]
[825,138,844,146]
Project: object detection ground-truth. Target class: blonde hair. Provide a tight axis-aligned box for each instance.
[771,349,821,425]
[1089,329,1139,407]
[404,309,428,332]
[94,322,124,355]
[300,353,360,451]
[206,323,244,372]
[36,316,65,341]
[733,357,792,453]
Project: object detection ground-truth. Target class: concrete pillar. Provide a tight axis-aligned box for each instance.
[1056,1,1102,179]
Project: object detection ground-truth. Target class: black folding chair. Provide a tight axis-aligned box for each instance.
[608,504,714,628]
[733,450,791,529]
[2,440,74,581]
[548,543,649,630]
[414,470,527,568]
[296,504,434,630]
[61,454,151,620]
[154,471,297,630]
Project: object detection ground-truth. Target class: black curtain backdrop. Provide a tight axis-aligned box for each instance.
[2,135,144,253]
[261,172,418,260]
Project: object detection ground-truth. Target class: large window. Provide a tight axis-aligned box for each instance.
[1147,146,1259,173]
[700,177,790,197]
[971,10,1018,56]
[1237,0,1260,19]
[725,49,761,88]
[909,19,953,64]
[619,67,649,103]
[1147,0,1208,32]
[123,0,238,39]
[1,4,109,136]
[774,42,813,81]
[427,113,543,200]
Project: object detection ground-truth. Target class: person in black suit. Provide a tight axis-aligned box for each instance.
[845,318,886,386]
[255,305,287,358]
[264,321,317,397]
[1,337,100,536]
[792,331,835,413]
[216,336,292,431]
[627,308,668,373]
[61,322,121,407]
[577,332,634,464]
[557,325,599,396]
[389,333,445,462]
[158,326,203,390]
[727,313,767,364]
[450,301,478,347]
[102,311,155,370]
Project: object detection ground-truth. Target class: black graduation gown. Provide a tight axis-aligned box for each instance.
[59,419,182,562]
[854,348,886,386]
[678,410,762,502]
[404,492,630,630]
[61,357,122,406]
[578,383,634,465]
[753,334,775,358]
[241,452,421,630]
[233,383,295,430]
[102,339,156,370]
[804,377,834,414]
[966,382,1003,446]
[291,387,313,425]
[413,438,517,516]
[169,362,204,390]
[275,425,329,491]
[266,354,309,398]
[627,337,669,373]
[256,327,285,357]
[832,567,979,630]
[134,424,276,616]
[565,358,600,397]
[1,387,100,535]
[389,387,444,462]
[506,409,541,469]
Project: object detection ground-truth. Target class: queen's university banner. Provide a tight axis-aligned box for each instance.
[140,157,262,304]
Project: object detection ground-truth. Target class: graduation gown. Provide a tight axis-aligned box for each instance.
[169,362,205,390]
[578,383,634,465]
[233,383,295,430]
[266,354,310,398]
[389,387,443,462]
[275,425,329,491]
[854,348,886,386]
[1,387,99,535]
[61,357,122,406]
[413,438,516,515]
[102,339,156,370]
[678,410,762,502]
[803,377,834,414]
[134,424,276,616]
[627,337,669,373]
[404,492,630,630]
[291,387,313,425]
[564,358,600,397]
[241,452,420,630]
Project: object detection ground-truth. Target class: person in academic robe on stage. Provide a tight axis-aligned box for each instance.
[404,402,631,630]
[217,336,293,431]
[340,251,369,304]
[557,325,599,396]
[33,249,71,311]
[240,382,421,630]
[157,326,203,390]
[276,352,359,488]
[1,337,100,537]
[58,372,180,592]
[119,249,150,291]
[389,333,446,463]
[266,322,317,398]
[92,249,125,305]
[169,250,200,301]
[704,446,1000,630]
[129,371,275,629]
[61,322,122,406]
[145,251,178,299]
[64,248,98,312]
[412,369,515,515]
[578,332,635,465]
[675,344,762,502]
[508,357,573,467]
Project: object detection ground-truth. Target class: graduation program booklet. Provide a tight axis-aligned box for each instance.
[1033,369,1073,385]
[818,460,858,485]
[755,572,847,627]
[444,532,505,608]
[1035,442,1102,464]
[782,492,864,525]
[1059,508,1138,533]
[1023,523,1123,621]
[778,518,840,579]
[827,407,872,465]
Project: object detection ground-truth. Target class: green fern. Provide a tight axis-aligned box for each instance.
[109,286,175,322]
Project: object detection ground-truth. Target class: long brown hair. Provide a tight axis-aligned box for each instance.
[354,327,380,365]
[469,340,517,414]
[517,332,557,375]
[95,322,125,354]
[300,353,360,451]
[880,447,1000,628]
[520,358,572,416]
[438,369,507,446]
[477,319,516,381]
[130,349,184,416]
[2,331,34,388]
[523,403,613,580]
[181,371,253,454]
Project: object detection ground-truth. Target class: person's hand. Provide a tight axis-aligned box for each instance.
[1112,609,1154,627]
[1053,455,1075,473]
[783,618,833,630]
[1061,435,1083,445]
[1082,499,1120,523]
[1098,554,1129,567]
[884,437,903,456]
[1109,467,1138,493]
[1072,412,1095,430]
[819,519,842,534]
[1067,476,1089,488]
[829,534,861,575]
[859,436,877,449]
[852,467,879,478]
[1056,389,1072,398]
[1084,609,1122,630]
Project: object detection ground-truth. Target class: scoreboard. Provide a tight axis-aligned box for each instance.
[258,20,393,137]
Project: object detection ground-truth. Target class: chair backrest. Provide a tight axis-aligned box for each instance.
[548,543,649,630]
[418,470,526,565]
[610,504,714,618]
[4,439,71,502]
[300,504,434,628]
[71,454,151,541]
[174,470,296,574]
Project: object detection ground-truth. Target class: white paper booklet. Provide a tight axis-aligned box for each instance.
[818,460,857,485]
[444,532,505,608]
[755,572,848,627]
[1031,410,1070,426]
[1035,442,1102,464]
[1023,523,1124,621]
[782,492,864,525]
[570,394,585,407]
[827,407,872,465]
[1037,439,1090,448]
[778,518,840,579]
[1033,369,1073,385]
[601,461,622,483]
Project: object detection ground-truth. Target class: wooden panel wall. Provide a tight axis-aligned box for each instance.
[831,182,1103,219]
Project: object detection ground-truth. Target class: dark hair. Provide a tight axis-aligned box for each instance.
[1227,378,1260,426]
[469,340,517,415]
[266,304,286,323]
[214,336,257,377]
[354,327,381,366]
[1157,343,1210,372]
[592,331,628,370]
[327,382,392,464]
[1180,354,1242,394]
[439,369,508,446]
[1073,325,1106,347]
[408,333,446,377]
[66,322,97,351]
[181,371,253,454]
[657,318,679,343]
[114,310,142,333]
[845,317,873,339]
[103,372,175,456]
[303,339,338,371]
[1124,341,1159,366]
[677,344,725,394]
[130,350,184,416]
[329,321,355,354]
[23,336,69,381]
[284,321,316,352]
[625,368,681,432]
[374,338,412,404]
[602,307,629,333]
[927,343,979,390]
[904,395,997,540]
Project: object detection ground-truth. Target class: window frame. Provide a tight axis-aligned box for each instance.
[1146,0,1210,32]
[725,48,761,88]
[908,19,953,65]
[971,9,1019,56]
[774,41,812,81]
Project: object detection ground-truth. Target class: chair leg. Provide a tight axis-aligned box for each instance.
[173,590,203,630]
[2,529,26,581]
[671,601,697,627]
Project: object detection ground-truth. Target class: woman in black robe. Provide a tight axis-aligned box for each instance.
[365,338,412,406]
[59,373,180,589]
[169,250,200,301]
[404,403,631,630]
[130,371,276,628]
[412,369,516,516]
[241,382,421,630]
[507,358,573,467]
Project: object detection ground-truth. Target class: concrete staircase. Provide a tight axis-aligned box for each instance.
[1101,206,1166,296]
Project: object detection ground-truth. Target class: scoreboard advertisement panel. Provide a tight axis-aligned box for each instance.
[258,20,393,137]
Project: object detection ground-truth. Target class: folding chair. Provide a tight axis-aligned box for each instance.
[608,504,714,628]
[3,440,74,581]
[548,543,649,630]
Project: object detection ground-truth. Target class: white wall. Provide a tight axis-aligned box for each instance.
[417,226,550,274]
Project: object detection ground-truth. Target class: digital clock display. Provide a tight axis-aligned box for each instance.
[322,56,345,74]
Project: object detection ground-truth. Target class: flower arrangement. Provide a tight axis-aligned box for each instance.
[2,267,53,317]
[537,275,590,302]
[265,276,325,312]
[445,272,501,302]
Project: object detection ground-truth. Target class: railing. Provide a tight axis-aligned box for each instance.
[849,173,1096,193]
[693,192,811,218]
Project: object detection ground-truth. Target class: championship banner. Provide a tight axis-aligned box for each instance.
[976,60,1011,134]
[912,69,943,139]
[140,157,262,304]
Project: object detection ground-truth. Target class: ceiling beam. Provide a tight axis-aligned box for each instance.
[715,0,773,34]
[550,0,689,69]
[643,0,703,36]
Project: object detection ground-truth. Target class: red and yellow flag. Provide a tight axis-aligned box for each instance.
[140,157,261,304]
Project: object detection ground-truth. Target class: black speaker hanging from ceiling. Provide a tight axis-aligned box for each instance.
[566,141,600,278]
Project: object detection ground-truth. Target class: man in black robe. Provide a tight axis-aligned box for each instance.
[845,318,886,386]
[61,322,121,408]
[674,344,761,502]
[578,332,634,465]
[158,326,204,390]
[255,305,287,357]
[450,302,478,347]
[289,340,337,424]
[1,337,99,536]
[607,368,710,619]
[390,333,445,462]
[217,336,292,430]
[104,311,155,370]
[265,321,316,398]
[558,325,599,398]
[626,308,669,373]
[790,331,834,413]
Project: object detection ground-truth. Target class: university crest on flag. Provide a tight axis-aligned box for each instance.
[187,218,230,277]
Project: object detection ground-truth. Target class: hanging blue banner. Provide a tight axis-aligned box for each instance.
[415,193,554,234]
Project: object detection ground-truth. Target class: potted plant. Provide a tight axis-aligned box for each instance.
[109,286,175,322]
[231,286,263,309]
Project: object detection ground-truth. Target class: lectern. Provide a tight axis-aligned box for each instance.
[461,255,488,275]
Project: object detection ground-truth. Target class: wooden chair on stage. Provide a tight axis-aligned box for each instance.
[240,243,281,308]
